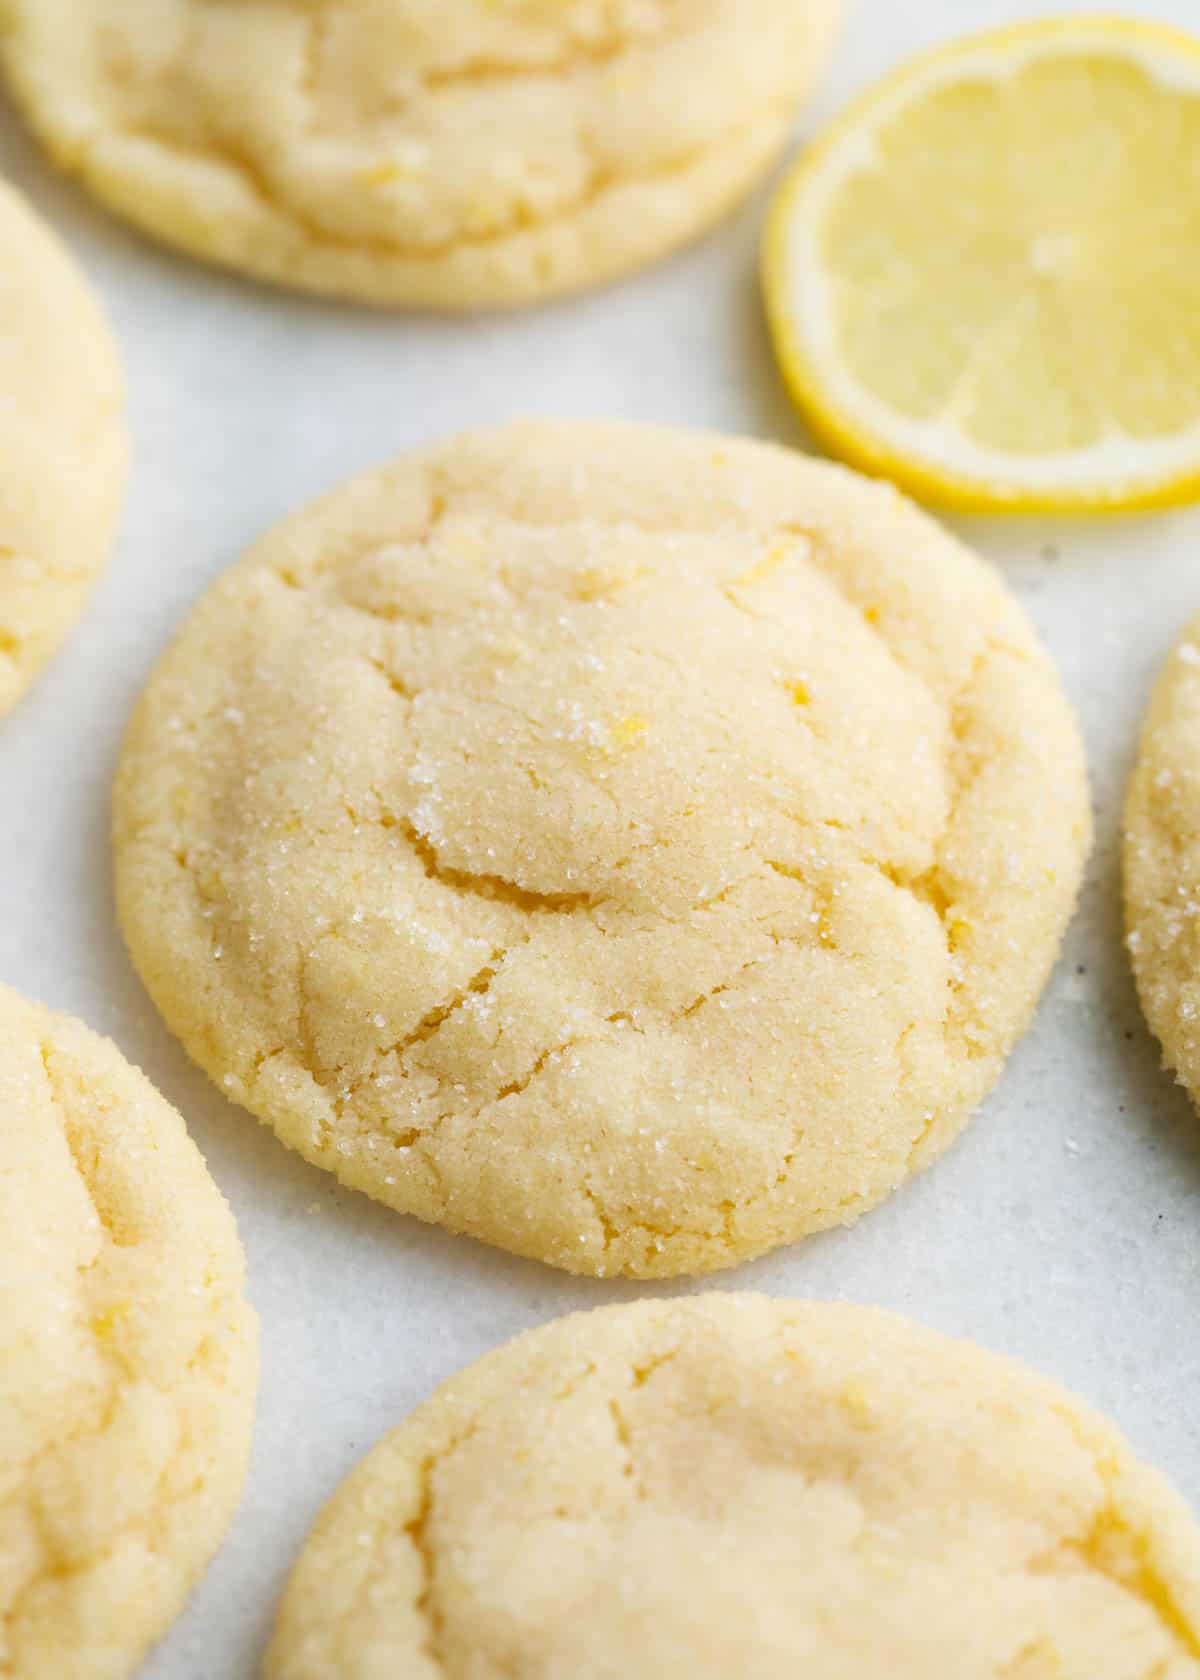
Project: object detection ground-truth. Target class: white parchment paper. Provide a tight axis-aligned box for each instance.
[2,2,1198,1673]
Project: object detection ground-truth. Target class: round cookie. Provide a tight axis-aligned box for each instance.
[0,984,257,1680]
[0,177,127,716]
[113,421,1090,1278]
[1124,614,1200,1106]
[0,0,842,310]
[265,1293,1200,1679]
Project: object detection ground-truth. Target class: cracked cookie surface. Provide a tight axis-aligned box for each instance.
[0,177,126,716]
[112,421,1089,1277]
[0,0,842,308]
[1124,615,1200,1109]
[0,984,257,1680]
[264,1293,1200,1679]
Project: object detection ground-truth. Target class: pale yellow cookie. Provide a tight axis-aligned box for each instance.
[113,421,1090,1278]
[0,984,257,1680]
[0,177,127,716]
[265,1293,1200,1679]
[0,0,842,309]
[1124,614,1200,1106]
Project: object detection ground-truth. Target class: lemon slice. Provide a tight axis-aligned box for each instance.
[763,17,1200,511]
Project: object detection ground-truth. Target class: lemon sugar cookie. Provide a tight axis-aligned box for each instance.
[113,421,1090,1278]
[264,1294,1200,1679]
[0,0,842,309]
[0,177,126,716]
[0,984,257,1680]
[1124,615,1200,1108]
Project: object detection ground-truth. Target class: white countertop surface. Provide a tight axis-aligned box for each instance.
[3,2,1199,1673]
